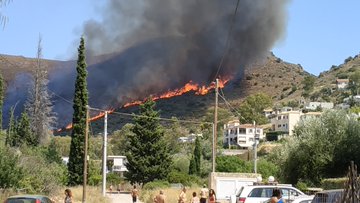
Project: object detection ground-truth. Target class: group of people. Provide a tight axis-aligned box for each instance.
[65,185,284,203]
[178,185,216,203]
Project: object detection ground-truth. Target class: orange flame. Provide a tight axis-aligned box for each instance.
[123,78,229,108]
[55,78,229,132]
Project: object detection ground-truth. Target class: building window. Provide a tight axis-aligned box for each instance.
[278,116,282,120]
[256,129,260,133]
[239,128,246,134]
[278,124,282,128]
[249,129,253,133]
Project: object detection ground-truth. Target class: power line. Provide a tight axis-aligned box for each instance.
[88,106,213,125]
[213,0,241,81]
[218,87,246,121]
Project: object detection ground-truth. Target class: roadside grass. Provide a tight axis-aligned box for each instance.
[0,186,110,203]
[141,187,201,203]
[51,186,110,203]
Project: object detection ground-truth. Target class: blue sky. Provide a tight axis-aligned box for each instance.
[0,0,359,76]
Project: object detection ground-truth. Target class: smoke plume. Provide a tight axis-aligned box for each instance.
[5,0,290,126]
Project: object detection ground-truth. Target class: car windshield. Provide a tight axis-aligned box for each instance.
[7,198,37,203]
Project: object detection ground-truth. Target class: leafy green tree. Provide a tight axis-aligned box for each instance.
[238,93,272,125]
[0,73,4,130]
[110,123,134,155]
[302,76,316,92]
[17,111,37,146]
[279,110,358,185]
[124,100,172,185]
[0,145,23,189]
[68,36,89,186]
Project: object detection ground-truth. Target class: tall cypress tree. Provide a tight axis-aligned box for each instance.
[194,137,201,175]
[68,36,88,186]
[0,73,4,130]
[189,137,201,175]
[125,100,172,184]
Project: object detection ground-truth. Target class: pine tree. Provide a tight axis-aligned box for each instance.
[0,73,4,130]
[17,111,37,146]
[194,137,201,175]
[125,100,172,184]
[46,139,63,164]
[25,36,55,145]
[68,36,89,186]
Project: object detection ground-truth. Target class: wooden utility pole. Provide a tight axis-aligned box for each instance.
[82,106,90,203]
[102,111,108,197]
[213,79,219,172]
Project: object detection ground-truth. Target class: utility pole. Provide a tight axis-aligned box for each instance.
[213,79,219,173]
[82,106,89,203]
[253,120,257,174]
[102,111,108,197]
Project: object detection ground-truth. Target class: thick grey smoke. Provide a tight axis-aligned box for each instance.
[4,0,289,126]
[81,0,289,103]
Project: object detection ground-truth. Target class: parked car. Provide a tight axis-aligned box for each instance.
[311,189,343,203]
[4,194,54,203]
[231,184,307,203]
[291,196,314,203]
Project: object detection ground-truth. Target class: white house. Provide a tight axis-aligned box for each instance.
[107,155,128,177]
[223,120,264,149]
[178,133,202,143]
[270,111,322,136]
[305,102,334,110]
[336,79,349,89]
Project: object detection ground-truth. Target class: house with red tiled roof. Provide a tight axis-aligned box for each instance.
[336,78,349,89]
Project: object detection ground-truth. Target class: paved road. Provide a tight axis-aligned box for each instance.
[107,192,143,203]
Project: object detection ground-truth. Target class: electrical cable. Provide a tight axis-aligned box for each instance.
[213,0,241,81]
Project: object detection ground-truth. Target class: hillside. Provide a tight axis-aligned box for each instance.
[10,51,360,134]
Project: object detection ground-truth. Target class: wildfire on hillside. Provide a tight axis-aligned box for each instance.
[123,78,229,108]
[56,78,229,132]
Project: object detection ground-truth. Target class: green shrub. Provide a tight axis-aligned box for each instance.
[296,181,308,191]
[143,180,170,190]
[216,156,252,173]
[88,174,102,186]
[167,171,202,186]
[0,145,23,189]
[106,173,122,186]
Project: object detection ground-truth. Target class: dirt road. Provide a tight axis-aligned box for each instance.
[107,192,143,203]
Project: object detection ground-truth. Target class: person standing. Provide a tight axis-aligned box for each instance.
[131,185,139,203]
[208,189,216,203]
[178,187,187,203]
[270,188,285,203]
[153,190,166,203]
[64,189,73,203]
[200,184,209,203]
[191,192,200,203]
